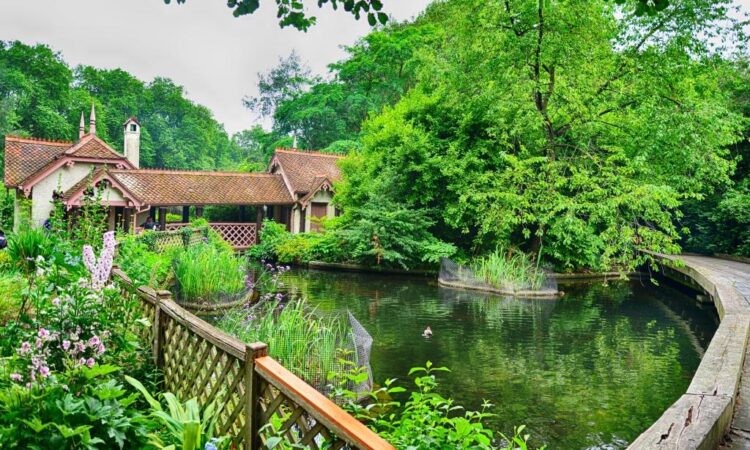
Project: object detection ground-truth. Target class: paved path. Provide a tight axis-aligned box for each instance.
[671,256,750,449]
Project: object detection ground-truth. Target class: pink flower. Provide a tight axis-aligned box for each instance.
[88,336,100,347]
[79,358,87,366]
[62,340,71,351]
[9,373,22,382]
[86,358,95,368]
[96,344,105,355]
[51,297,60,306]
[18,342,31,355]
[39,366,50,378]
[38,328,50,339]
[35,338,43,349]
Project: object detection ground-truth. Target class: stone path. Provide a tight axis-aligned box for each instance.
[671,256,750,449]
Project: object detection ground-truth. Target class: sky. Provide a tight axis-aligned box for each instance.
[0,0,432,135]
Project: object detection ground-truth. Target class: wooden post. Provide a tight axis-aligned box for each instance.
[153,290,171,368]
[182,206,190,223]
[158,207,167,230]
[123,208,132,233]
[255,206,264,244]
[245,342,268,450]
[195,206,204,218]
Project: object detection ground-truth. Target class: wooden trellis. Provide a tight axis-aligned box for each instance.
[112,267,392,450]
[162,222,257,250]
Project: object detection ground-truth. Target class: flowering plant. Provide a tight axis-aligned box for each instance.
[83,230,116,290]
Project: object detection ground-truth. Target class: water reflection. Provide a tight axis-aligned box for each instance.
[283,270,718,449]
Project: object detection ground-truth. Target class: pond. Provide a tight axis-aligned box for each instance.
[281,269,718,449]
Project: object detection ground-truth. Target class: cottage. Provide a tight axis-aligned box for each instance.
[3,107,343,247]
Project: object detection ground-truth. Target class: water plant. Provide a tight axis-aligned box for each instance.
[217,298,349,389]
[172,244,246,302]
[471,248,547,291]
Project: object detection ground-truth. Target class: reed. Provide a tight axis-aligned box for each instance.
[471,248,547,291]
[217,298,349,389]
[172,244,246,302]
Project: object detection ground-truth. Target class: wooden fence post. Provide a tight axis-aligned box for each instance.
[154,290,171,368]
[245,342,269,450]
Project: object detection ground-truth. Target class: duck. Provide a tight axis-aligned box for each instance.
[422,326,433,338]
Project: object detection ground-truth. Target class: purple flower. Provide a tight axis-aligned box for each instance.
[62,340,71,351]
[39,366,50,378]
[86,358,95,368]
[96,344,105,355]
[88,336,100,347]
[38,328,50,339]
[79,358,87,366]
[9,373,22,382]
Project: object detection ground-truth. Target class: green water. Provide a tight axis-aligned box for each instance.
[282,269,718,449]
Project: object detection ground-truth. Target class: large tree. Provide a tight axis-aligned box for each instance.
[336,0,745,271]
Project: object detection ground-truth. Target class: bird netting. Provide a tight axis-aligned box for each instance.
[438,257,560,297]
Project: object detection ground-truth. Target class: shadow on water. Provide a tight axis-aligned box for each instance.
[281,269,718,449]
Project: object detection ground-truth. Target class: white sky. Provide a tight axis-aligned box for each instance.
[0,0,432,135]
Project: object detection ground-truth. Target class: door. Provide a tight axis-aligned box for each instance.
[310,202,328,232]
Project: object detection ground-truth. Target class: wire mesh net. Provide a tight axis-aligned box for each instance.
[439,257,559,295]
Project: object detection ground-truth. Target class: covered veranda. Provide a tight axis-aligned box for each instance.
[63,168,295,250]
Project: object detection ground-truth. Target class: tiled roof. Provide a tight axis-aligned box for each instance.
[108,169,294,206]
[64,134,128,160]
[4,136,70,187]
[4,134,129,188]
[272,149,343,194]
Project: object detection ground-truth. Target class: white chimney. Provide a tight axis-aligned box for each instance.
[123,117,140,168]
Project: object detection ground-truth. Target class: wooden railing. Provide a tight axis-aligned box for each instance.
[164,222,258,250]
[112,267,393,450]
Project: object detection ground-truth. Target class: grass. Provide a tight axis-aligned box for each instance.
[217,299,350,389]
[0,271,23,324]
[7,227,53,273]
[172,244,246,302]
[471,248,547,291]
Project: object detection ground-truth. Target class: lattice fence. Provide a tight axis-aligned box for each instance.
[210,223,258,250]
[139,227,208,253]
[111,268,392,450]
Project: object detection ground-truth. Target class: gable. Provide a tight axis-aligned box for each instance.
[4,136,70,187]
[271,149,343,195]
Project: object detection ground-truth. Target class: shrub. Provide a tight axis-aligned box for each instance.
[331,361,541,450]
[275,233,320,264]
[173,244,246,302]
[247,220,291,261]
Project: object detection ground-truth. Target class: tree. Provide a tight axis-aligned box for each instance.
[244,51,313,119]
[164,0,389,31]
[336,0,745,271]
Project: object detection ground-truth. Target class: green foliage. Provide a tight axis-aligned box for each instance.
[172,244,246,302]
[116,233,175,288]
[6,227,53,273]
[247,220,292,262]
[124,376,230,450]
[275,233,321,264]
[0,365,151,449]
[471,248,547,291]
[0,41,245,172]
[166,0,388,31]
[330,361,541,450]
[329,197,456,269]
[332,0,745,271]
[217,298,348,389]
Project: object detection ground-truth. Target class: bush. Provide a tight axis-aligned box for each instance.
[173,244,246,302]
[247,220,291,262]
[116,233,176,288]
[331,361,540,450]
[275,233,321,264]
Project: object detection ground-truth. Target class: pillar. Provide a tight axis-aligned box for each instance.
[123,208,132,233]
[158,207,167,230]
[182,206,190,223]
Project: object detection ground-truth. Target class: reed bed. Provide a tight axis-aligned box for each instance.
[471,248,547,291]
[216,299,349,389]
[172,244,246,302]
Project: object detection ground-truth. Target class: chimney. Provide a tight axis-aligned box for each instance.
[78,111,85,139]
[123,117,140,168]
[89,103,96,135]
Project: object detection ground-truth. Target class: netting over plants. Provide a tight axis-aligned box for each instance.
[439,257,560,297]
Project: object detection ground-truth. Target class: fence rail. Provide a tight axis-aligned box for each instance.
[112,267,393,450]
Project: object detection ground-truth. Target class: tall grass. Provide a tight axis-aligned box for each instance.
[7,227,53,273]
[471,248,547,291]
[217,299,349,389]
[173,244,246,302]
